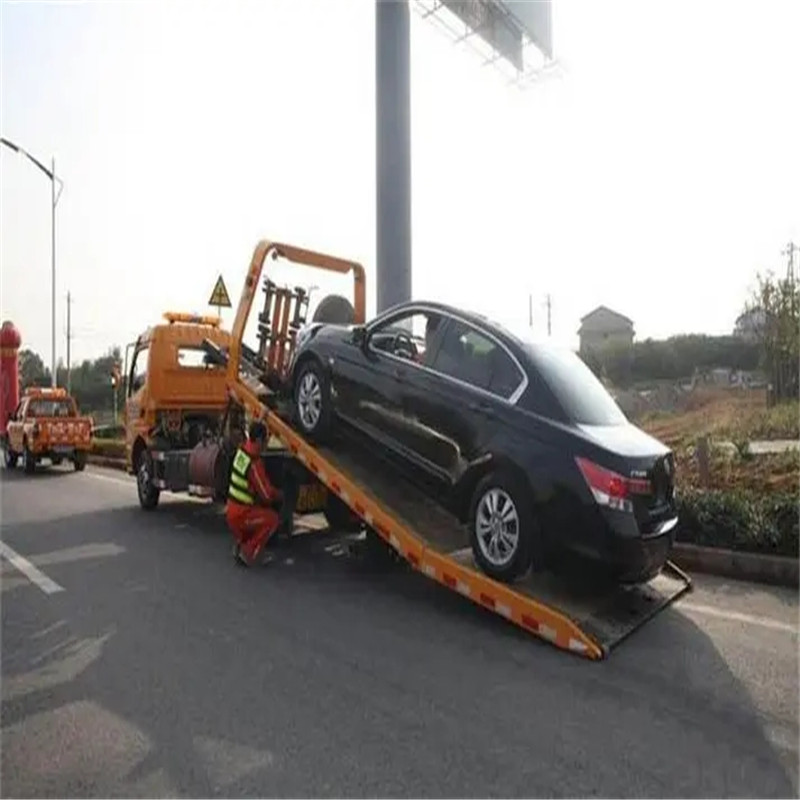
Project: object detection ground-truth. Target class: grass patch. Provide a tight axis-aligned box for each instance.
[640,390,798,451]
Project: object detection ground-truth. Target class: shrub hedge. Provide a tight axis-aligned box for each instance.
[676,488,799,558]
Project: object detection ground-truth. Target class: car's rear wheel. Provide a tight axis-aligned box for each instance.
[137,449,160,510]
[468,470,536,582]
[293,359,332,442]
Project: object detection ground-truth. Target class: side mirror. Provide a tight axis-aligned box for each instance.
[352,325,367,348]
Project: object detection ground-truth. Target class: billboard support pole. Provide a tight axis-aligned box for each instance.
[376,0,412,314]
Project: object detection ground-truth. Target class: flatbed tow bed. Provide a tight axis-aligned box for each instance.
[225,240,693,661]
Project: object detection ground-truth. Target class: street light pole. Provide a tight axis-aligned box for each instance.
[0,137,64,387]
[51,157,57,387]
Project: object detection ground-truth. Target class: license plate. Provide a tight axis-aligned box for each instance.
[52,445,74,454]
[296,483,327,512]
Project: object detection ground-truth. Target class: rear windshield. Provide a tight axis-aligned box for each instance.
[27,400,76,417]
[526,345,627,426]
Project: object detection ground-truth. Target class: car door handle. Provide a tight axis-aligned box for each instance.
[469,400,495,418]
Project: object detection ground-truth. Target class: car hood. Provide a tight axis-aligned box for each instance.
[575,421,670,458]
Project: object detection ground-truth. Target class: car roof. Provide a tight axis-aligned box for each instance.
[381,299,529,351]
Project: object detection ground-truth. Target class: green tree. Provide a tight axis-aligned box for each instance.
[18,349,51,388]
[745,270,800,404]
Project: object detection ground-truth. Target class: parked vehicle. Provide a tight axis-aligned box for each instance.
[2,387,93,473]
[285,300,678,584]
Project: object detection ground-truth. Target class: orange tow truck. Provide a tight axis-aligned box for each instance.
[3,387,93,473]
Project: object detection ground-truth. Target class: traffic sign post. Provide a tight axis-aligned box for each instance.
[208,275,232,319]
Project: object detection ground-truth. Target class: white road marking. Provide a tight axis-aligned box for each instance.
[0,541,64,595]
[679,601,798,635]
[86,471,133,488]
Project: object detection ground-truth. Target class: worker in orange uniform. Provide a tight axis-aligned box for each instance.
[226,420,285,566]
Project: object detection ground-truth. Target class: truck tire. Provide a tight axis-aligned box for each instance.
[73,451,87,472]
[136,449,160,510]
[3,448,18,469]
[23,443,36,475]
[323,493,363,533]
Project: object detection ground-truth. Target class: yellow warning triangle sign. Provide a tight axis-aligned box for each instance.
[208,275,232,308]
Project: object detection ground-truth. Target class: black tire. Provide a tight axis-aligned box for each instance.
[73,451,87,472]
[293,358,333,442]
[3,448,17,469]
[323,493,363,533]
[312,294,355,325]
[52,457,63,466]
[23,443,36,475]
[468,469,537,583]
[136,449,160,510]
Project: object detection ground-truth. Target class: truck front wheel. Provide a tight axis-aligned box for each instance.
[137,450,160,510]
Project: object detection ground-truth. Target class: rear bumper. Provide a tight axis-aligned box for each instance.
[36,444,91,458]
[561,509,678,584]
[608,518,677,583]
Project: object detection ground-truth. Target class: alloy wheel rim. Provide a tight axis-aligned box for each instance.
[138,461,151,494]
[475,487,520,567]
[298,372,322,429]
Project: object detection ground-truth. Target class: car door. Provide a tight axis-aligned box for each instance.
[400,316,527,485]
[331,308,448,475]
[330,308,421,450]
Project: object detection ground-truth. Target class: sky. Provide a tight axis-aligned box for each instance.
[1,0,799,370]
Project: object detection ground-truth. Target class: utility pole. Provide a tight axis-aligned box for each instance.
[66,291,72,394]
[545,294,552,337]
[782,240,798,283]
[528,293,533,328]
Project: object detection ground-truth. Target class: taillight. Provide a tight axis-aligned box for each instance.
[575,456,651,513]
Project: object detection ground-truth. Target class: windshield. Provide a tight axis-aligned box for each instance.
[27,399,76,417]
[525,345,627,426]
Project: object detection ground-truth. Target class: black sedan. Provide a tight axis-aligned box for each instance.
[285,300,677,585]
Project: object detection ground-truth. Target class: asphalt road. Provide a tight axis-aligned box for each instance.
[1,465,798,798]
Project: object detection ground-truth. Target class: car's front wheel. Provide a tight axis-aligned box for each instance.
[293,359,332,442]
[468,470,536,583]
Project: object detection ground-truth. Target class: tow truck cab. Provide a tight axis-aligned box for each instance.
[123,311,356,529]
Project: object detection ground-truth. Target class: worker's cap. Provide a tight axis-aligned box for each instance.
[249,420,268,441]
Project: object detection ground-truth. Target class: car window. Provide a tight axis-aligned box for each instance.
[369,311,444,365]
[526,344,627,425]
[27,400,76,417]
[431,320,524,399]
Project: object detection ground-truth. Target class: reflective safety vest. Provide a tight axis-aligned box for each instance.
[228,447,255,505]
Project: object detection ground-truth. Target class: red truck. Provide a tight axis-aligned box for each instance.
[2,387,93,473]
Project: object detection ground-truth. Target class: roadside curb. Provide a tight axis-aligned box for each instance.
[88,455,126,472]
[671,542,799,588]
